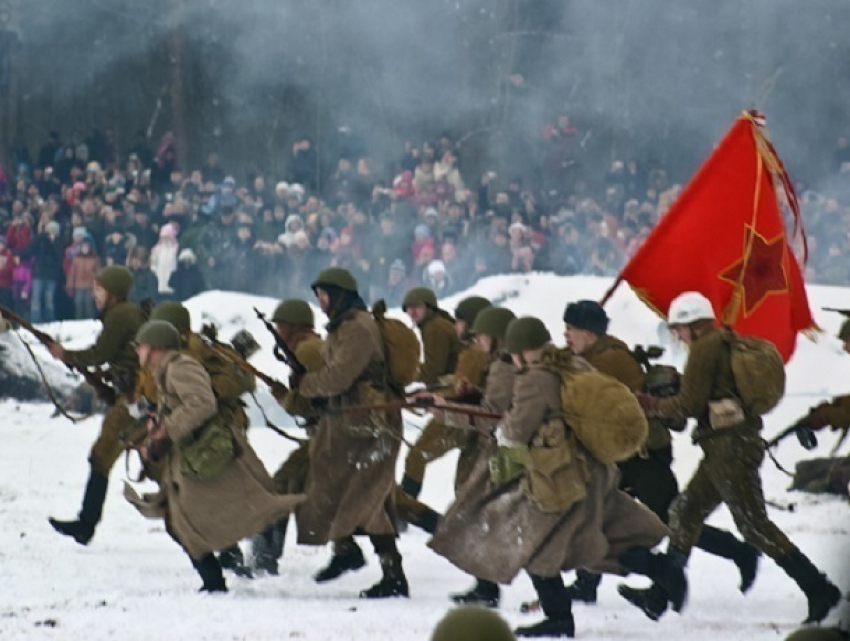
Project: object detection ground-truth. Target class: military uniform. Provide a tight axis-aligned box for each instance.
[49,267,145,546]
[641,324,841,624]
[399,291,463,497]
[124,321,303,593]
[295,268,408,599]
[431,319,676,639]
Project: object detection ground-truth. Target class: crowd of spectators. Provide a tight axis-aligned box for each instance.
[1,122,849,323]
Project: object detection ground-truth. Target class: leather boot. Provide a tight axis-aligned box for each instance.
[49,466,108,546]
[618,545,688,614]
[618,583,669,622]
[314,537,366,583]
[192,553,228,593]
[450,578,500,608]
[696,525,760,593]
[218,545,253,579]
[514,574,575,638]
[251,517,287,576]
[565,569,601,604]
[359,552,409,599]
[776,549,842,623]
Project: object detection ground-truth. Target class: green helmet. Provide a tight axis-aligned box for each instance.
[472,307,516,340]
[454,296,492,326]
[839,319,850,342]
[96,266,134,301]
[311,267,358,293]
[272,299,314,326]
[784,627,847,641]
[505,316,551,354]
[402,286,438,311]
[430,606,515,641]
[150,301,191,333]
[135,320,180,350]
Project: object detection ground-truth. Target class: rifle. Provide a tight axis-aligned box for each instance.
[254,307,306,375]
[822,307,850,317]
[328,397,503,421]
[120,397,156,449]
[0,303,118,405]
[766,424,818,450]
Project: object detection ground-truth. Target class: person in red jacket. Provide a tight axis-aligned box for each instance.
[6,209,33,251]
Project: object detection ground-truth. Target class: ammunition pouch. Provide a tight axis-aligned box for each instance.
[179,407,236,481]
[708,398,746,430]
[489,445,528,485]
[521,419,588,513]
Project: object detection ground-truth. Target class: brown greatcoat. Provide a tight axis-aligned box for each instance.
[295,308,402,545]
[429,352,667,584]
[124,351,304,560]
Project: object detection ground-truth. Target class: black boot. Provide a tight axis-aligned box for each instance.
[564,569,601,604]
[400,474,422,499]
[619,545,688,614]
[412,506,441,535]
[218,545,253,579]
[450,579,500,608]
[776,549,842,623]
[514,574,575,638]
[314,537,366,583]
[617,584,669,622]
[251,518,288,576]
[696,525,761,593]
[360,552,409,599]
[192,553,228,593]
[49,467,108,546]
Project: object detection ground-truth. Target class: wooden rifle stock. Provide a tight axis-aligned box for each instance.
[253,307,307,375]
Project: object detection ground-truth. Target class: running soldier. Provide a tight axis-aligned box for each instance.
[628,292,842,623]
[292,268,408,598]
[48,266,145,545]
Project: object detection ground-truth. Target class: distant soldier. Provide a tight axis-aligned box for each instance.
[794,318,850,432]
[125,320,302,592]
[251,298,324,576]
[293,268,408,598]
[396,295,489,529]
[630,292,841,624]
[562,300,758,607]
[147,300,257,577]
[48,266,145,545]
[431,317,683,639]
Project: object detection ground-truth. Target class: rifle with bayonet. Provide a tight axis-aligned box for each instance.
[0,303,118,405]
[766,424,818,450]
[254,307,306,376]
[822,307,850,317]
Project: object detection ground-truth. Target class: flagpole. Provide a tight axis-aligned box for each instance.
[599,276,623,307]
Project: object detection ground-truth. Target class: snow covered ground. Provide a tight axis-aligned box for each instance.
[0,274,847,640]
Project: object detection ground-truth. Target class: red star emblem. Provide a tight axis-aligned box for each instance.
[719,226,789,317]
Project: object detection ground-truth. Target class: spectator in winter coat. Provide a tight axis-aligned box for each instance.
[66,239,101,319]
[422,259,453,297]
[127,247,159,305]
[168,248,206,302]
[150,222,179,295]
[278,214,305,249]
[0,236,16,308]
[12,258,32,319]
[6,209,33,251]
[63,226,88,275]
[20,221,64,323]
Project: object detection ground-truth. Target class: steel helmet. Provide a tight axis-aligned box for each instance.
[667,291,715,326]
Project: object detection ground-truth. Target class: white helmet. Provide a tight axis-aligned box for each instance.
[667,291,715,326]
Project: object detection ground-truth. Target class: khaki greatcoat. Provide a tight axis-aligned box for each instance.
[295,308,402,545]
[125,351,303,560]
[430,353,667,584]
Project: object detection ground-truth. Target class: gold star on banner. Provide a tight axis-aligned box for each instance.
[719,226,789,317]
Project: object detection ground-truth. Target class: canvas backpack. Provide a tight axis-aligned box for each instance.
[723,330,786,416]
[372,299,420,392]
[540,346,648,464]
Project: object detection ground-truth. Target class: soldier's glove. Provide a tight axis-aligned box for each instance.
[801,405,830,430]
[634,391,660,416]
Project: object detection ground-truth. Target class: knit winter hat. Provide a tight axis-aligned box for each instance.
[72,226,87,240]
[45,221,61,236]
[414,224,431,238]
